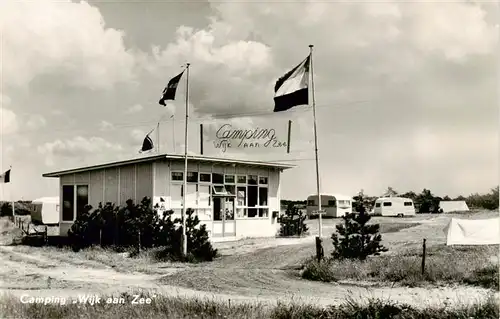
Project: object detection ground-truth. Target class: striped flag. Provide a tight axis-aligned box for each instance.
[273,55,310,112]
[0,169,10,183]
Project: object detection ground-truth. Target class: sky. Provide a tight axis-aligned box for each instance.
[0,0,498,201]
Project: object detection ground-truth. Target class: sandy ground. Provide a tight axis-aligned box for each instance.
[0,212,498,309]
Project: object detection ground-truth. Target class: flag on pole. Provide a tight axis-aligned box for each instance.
[139,128,155,153]
[0,169,10,183]
[273,55,311,112]
[159,70,185,106]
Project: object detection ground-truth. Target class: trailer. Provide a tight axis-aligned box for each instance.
[373,197,415,217]
[30,197,61,236]
[306,194,352,218]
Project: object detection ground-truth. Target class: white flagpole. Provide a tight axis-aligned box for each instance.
[182,63,190,257]
[172,115,176,154]
[157,121,160,153]
[309,45,323,243]
[9,166,14,218]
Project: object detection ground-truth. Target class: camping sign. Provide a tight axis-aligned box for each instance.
[200,120,292,155]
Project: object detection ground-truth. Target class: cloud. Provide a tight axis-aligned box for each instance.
[99,120,115,131]
[37,136,124,166]
[0,108,19,135]
[26,115,47,130]
[0,0,137,90]
[126,104,144,114]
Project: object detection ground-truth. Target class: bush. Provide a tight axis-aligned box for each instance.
[301,258,336,282]
[68,197,217,262]
[278,203,308,237]
[331,212,388,260]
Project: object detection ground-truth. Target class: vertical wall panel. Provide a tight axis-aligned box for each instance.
[170,161,184,171]
[136,162,153,204]
[104,168,119,204]
[89,170,104,208]
[198,163,212,173]
[212,165,224,173]
[235,166,248,174]
[61,174,75,184]
[224,165,236,174]
[119,165,135,206]
[74,172,90,184]
[154,160,169,197]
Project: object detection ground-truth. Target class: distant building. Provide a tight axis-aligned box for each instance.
[439,200,469,213]
[43,154,294,241]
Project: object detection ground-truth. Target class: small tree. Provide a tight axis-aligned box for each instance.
[331,206,388,260]
[278,203,308,237]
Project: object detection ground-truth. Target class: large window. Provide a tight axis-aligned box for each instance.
[62,184,88,222]
[258,187,268,217]
[62,185,74,221]
[247,185,258,217]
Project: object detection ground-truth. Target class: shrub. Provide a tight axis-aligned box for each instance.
[301,257,336,282]
[278,203,308,237]
[331,211,388,260]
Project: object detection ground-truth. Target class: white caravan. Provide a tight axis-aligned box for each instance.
[373,197,416,217]
[31,197,60,225]
[306,194,352,218]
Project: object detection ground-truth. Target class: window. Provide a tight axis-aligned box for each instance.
[307,200,314,206]
[248,208,258,218]
[248,175,258,185]
[62,185,74,221]
[225,175,235,184]
[375,203,381,207]
[237,175,247,184]
[186,172,198,183]
[171,172,183,181]
[345,200,351,205]
[259,208,268,218]
[212,173,224,184]
[259,176,268,185]
[199,173,211,183]
[328,200,335,206]
[226,185,236,196]
[236,187,246,206]
[171,185,183,206]
[76,185,89,219]
[259,187,268,206]
[198,185,211,207]
[404,202,413,206]
[212,185,228,196]
[383,202,392,207]
[248,185,258,208]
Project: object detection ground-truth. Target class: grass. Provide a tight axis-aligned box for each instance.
[377,222,419,234]
[0,292,498,319]
[302,244,499,289]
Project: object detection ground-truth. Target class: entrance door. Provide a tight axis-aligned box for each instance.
[212,197,236,237]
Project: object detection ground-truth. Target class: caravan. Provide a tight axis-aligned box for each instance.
[31,197,60,226]
[306,194,352,218]
[373,197,415,217]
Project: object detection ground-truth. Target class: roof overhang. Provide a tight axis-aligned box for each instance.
[42,153,296,178]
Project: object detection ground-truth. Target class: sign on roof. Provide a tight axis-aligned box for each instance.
[200,118,292,155]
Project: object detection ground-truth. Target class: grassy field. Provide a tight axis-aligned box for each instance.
[1,292,498,319]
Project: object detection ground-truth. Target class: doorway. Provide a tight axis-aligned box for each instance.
[212,197,236,237]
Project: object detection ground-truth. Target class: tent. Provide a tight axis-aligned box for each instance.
[439,200,469,213]
[31,197,59,225]
[444,217,500,245]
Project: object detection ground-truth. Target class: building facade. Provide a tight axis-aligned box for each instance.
[43,154,294,240]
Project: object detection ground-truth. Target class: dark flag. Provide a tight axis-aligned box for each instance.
[159,70,185,106]
[273,55,310,112]
[0,169,10,183]
[139,132,154,153]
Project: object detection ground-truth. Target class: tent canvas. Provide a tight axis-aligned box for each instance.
[444,217,500,245]
[439,201,469,213]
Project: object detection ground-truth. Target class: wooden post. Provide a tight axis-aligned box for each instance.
[200,124,204,155]
[315,236,324,262]
[286,120,292,154]
[421,238,426,275]
[138,229,141,253]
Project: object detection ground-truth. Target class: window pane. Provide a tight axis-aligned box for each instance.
[76,185,89,219]
[226,185,235,196]
[198,185,210,207]
[225,175,235,184]
[236,208,246,218]
[375,203,381,207]
[237,175,247,184]
[187,172,198,183]
[237,187,246,206]
[199,173,211,183]
[248,175,257,185]
[259,208,268,217]
[259,177,268,185]
[383,202,392,206]
[328,200,335,206]
[259,187,268,206]
[212,173,224,184]
[248,208,258,218]
[248,185,258,207]
[62,185,74,221]
[307,200,314,206]
[171,172,183,181]
[171,185,182,207]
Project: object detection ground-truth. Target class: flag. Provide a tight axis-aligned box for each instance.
[0,169,10,183]
[159,70,185,106]
[139,129,155,153]
[273,55,310,112]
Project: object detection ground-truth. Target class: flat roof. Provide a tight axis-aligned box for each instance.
[42,153,296,178]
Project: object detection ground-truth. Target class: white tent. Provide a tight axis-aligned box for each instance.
[444,217,500,245]
[31,197,59,225]
[439,200,469,213]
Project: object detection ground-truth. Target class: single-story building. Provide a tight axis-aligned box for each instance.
[42,154,295,241]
